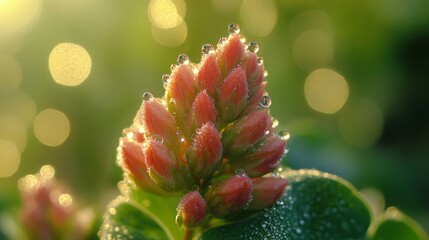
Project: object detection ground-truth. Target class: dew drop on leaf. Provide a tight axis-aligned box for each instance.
[247,42,259,53]
[228,23,240,34]
[201,44,215,55]
[177,54,190,65]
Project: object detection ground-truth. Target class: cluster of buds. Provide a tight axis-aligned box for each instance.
[18,165,93,240]
[117,24,289,229]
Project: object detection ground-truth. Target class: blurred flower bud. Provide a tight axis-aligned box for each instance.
[197,54,221,96]
[176,191,207,228]
[248,177,288,211]
[206,174,253,217]
[232,135,286,177]
[222,110,270,158]
[186,123,222,180]
[218,34,245,73]
[144,140,184,191]
[219,67,248,123]
[189,90,217,131]
[140,99,176,146]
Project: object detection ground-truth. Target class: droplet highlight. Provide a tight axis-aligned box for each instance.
[228,23,240,34]
[142,92,154,101]
[247,42,259,53]
[177,54,189,65]
[260,95,271,108]
[201,44,215,55]
[161,74,171,88]
[278,130,290,141]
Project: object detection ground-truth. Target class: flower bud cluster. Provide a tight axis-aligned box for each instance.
[117,24,289,229]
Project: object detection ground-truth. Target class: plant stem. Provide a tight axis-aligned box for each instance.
[183,228,193,240]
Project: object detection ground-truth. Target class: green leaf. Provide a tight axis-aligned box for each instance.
[369,207,427,240]
[199,169,372,240]
[99,196,170,240]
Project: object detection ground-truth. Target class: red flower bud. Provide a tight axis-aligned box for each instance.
[144,139,183,191]
[140,99,176,146]
[222,110,270,158]
[168,64,197,116]
[219,67,248,123]
[189,90,217,131]
[186,123,222,179]
[197,54,221,96]
[176,191,207,228]
[244,82,267,114]
[248,177,288,211]
[120,138,167,195]
[206,174,253,217]
[232,135,286,177]
[218,34,245,73]
[245,52,258,79]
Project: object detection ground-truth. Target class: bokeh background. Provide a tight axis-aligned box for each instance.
[1,0,428,237]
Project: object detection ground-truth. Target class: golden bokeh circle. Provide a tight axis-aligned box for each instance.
[0,139,21,178]
[33,109,70,147]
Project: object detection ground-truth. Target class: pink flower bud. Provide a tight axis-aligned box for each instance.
[120,138,167,194]
[140,99,176,146]
[189,90,217,131]
[186,123,222,179]
[206,175,253,217]
[197,54,221,96]
[176,191,207,228]
[168,64,197,116]
[222,110,270,158]
[219,67,248,123]
[237,135,286,177]
[144,140,182,191]
[248,177,288,211]
[244,52,258,79]
[244,82,267,114]
[219,34,245,73]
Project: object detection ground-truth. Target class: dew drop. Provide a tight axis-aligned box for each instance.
[235,168,246,176]
[161,74,170,88]
[272,118,279,128]
[122,129,134,139]
[218,37,227,46]
[177,54,189,65]
[240,35,246,43]
[170,64,178,72]
[264,129,270,135]
[257,57,264,65]
[263,70,268,77]
[201,44,215,55]
[151,134,164,143]
[278,130,290,141]
[260,95,271,108]
[142,92,154,101]
[247,42,259,53]
[176,131,185,143]
[228,23,240,34]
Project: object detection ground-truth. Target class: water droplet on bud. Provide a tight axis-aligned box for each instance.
[142,92,154,101]
[161,74,171,88]
[151,134,164,144]
[176,131,185,143]
[122,129,134,139]
[218,37,227,46]
[260,95,271,108]
[257,57,264,65]
[177,54,190,65]
[201,44,215,55]
[239,35,246,43]
[235,168,246,176]
[228,23,240,34]
[278,130,290,141]
[272,118,279,128]
[170,64,178,72]
[263,70,268,77]
[247,42,259,53]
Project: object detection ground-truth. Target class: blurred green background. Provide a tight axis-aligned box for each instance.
[1,0,428,236]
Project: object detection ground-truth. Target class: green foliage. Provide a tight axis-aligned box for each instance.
[369,208,427,240]
[199,169,371,240]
